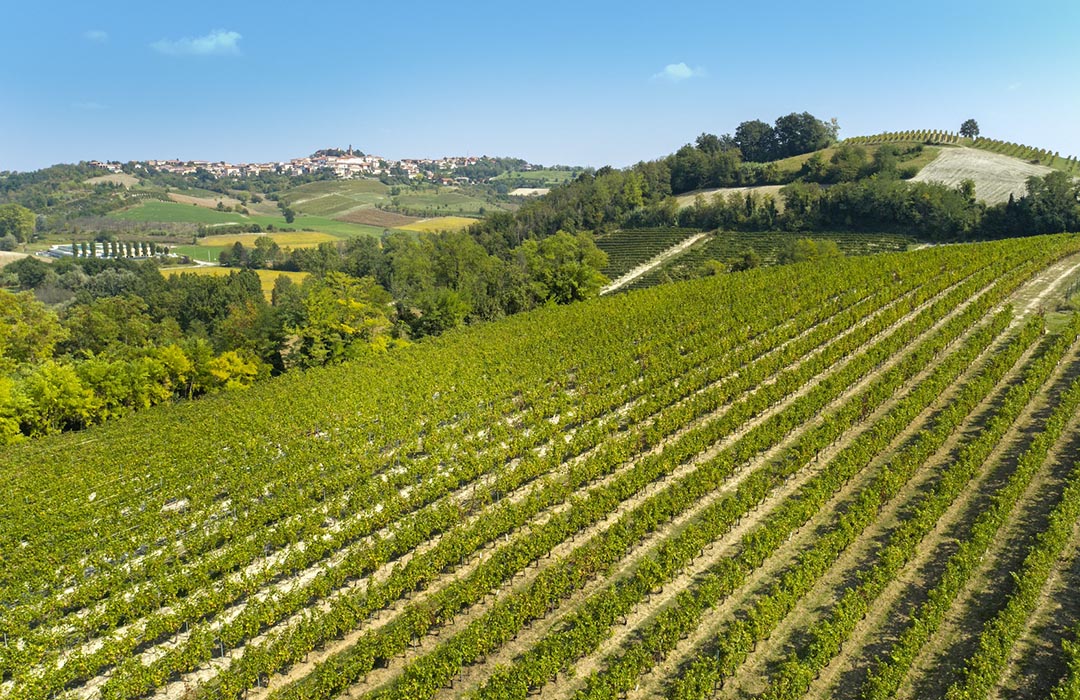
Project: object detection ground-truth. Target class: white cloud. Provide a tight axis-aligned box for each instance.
[84,29,108,43]
[151,29,242,57]
[652,62,706,82]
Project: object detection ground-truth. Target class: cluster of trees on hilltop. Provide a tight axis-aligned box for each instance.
[732,112,840,161]
[467,112,841,247]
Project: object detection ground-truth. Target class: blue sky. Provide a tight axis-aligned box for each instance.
[2,0,1078,171]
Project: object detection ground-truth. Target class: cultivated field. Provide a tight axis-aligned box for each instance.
[399,216,480,233]
[284,180,390,218]
[167,192,244,210]
[910,147,1054,204]
[0,251,33,268]
[595,228,704,279]
[85,173,141,187]
[199,232,339,249]
[391,188,502,217]
[110,201,389,239]
[162,266,310,297]
[5,235,1080,700]
[335,209,422,228]
[626,230,917,291]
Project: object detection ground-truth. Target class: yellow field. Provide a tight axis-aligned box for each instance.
[200,232,339,248]
[399,216,478,233]
[164,266,310,298]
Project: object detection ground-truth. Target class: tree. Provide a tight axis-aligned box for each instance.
[772,112,835,159]
[779,238,843,264]
[283,207,296,224]
[284,272,396,368]
[960,119,980,139]
[18,361,96,436]
[60,295,162,358]
[0,290,68,373]
[0,203,35,243]
[518,230,609,304]
[734,120,777,162]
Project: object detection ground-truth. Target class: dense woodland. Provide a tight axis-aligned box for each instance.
[0,229,607,442]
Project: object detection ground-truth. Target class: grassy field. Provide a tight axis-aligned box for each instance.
[166,191,244,209]
[110,200,391,239]
[283,179,389,217]
[111,200,249,224]
[391,187,503,216]
[6,236,1080,700]
[676,184,787,209]
[398,216,479,233]
[163,265,309,297]
[492,169,578,185]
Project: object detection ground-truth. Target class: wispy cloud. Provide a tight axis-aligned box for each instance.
[652,62,706,82]
[74,101,107,111]
[84,29,108,43]
[1008,82,1022,91]
[151,29,242,57]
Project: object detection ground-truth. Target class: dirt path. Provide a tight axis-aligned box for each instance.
[600,232,709,294]
[1015,258,1080,319]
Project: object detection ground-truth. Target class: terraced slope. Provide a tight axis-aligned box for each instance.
[594,228,702,279]
[3,235,1080,700]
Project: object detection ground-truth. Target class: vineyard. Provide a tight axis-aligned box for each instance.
[847,131,1080,173]
[5,234,1080,700]
[594,228,703,279]
[622,230,916,291]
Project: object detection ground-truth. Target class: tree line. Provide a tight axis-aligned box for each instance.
[0,227,608,443]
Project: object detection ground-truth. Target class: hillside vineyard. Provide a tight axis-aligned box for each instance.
[6,236,1080,699]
